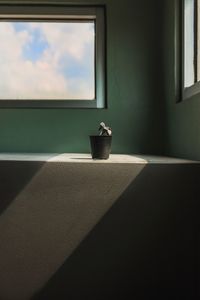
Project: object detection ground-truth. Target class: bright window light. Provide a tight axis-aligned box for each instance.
[0,5,105,108]
[0,21,95,100]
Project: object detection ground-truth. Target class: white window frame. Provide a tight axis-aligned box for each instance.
[0,3,106,108]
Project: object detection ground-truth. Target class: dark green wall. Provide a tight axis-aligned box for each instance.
[0,0,165,154]
[164,0,200,161]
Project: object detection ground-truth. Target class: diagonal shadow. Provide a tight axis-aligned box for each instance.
[32,164,200,300]
[0,161,145,300]
[0,161,45,215]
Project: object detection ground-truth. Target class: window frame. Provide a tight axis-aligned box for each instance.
[178,0,200,101]
[0,3,106,109]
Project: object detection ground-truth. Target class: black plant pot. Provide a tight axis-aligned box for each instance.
[90,135,112,159]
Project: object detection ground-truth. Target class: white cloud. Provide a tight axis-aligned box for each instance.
[0,22,95,99]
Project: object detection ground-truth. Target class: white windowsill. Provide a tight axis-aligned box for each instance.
[0,153,198,164]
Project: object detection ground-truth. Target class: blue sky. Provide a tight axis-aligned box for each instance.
[13,23,49,61]
[0,21,95,99]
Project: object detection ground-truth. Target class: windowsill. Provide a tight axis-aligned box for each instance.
[182,81,200,101]
[0,153,197,164]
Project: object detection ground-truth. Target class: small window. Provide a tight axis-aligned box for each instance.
[0,4,106,108]
[181,0,200,100]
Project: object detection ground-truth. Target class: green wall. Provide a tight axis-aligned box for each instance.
[164,0,200,161]
[0,0,165,154]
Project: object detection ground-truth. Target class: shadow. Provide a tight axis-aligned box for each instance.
[32,164,200,300]
[0,160,45,215]
[0,161,144,300]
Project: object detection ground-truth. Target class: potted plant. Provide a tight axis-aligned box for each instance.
[90,122,112,159]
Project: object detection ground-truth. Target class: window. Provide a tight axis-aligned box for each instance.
[181,0,200,100]
[0,4,106,108]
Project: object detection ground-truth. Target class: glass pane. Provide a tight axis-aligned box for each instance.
[184,0,195,87]
[0,21,95,100]
[197,0,200,81]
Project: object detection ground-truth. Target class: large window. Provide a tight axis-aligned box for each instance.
[181,0,200,100]
[0,4,106,108]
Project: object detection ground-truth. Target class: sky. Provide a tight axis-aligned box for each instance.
[0,21,95,100]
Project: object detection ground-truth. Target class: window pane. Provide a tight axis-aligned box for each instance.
[184,0,195,87]
[0,21,95,100]
[197,0,200,81]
